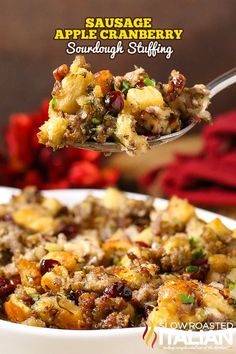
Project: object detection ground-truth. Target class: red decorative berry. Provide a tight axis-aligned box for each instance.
[40,259,60,275]
[104,91,124,115]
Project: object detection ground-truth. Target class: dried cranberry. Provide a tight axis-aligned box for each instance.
[104,282,132,301]
[166,73,186,101]
[104,91,124,115]
[67,290,84,305]
[171,75,185,91]
[58,223,79,240]
[40,259,60,275]
[127,252,138,261]
[135,81,145,88]
[135,241,150,248]
[3,213,13,222]
[0,277,15,297]
[9,274,21,288]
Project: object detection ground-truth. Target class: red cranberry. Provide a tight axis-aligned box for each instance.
[0,277,15,297]
[58,223,79,240]
[104,91,124,115]
[67,290,84,305]
[135,241,150,248]
[9,274,21,288]
[167,73,186,101]
[104,282,132,301]
[171,75,185,92]
[135,81,145,88]
[40,259,60,275]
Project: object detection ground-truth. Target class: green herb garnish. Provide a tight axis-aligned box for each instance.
[51,97,57,110]
[114,85,121,92]
[189,237,197,248]
[121,81,131,93]
[192,247,205,261]
[198,309,205,318]
[229,283,235,291]
[85,101,94,106]
[178,293,195,304]
[178,255,183,266]
[31,294,40,302]
[92,118,101,125]
[144,78,156,87]
[185,265,199,273]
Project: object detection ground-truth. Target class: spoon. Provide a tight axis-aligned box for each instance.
[72,67,236,153]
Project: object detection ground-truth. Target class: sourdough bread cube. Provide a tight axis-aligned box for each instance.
[126,86,164,111]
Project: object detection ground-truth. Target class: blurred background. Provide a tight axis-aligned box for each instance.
[0,0,236,217]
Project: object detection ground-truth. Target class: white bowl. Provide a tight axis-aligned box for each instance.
[0,187,236,354]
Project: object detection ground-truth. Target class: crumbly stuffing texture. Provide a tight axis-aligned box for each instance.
[38,56,211,155]
[0,187,235,330]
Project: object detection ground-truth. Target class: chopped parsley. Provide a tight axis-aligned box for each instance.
[92,118,101,125]
[229,283,235,291]
[198,309,205,318]
[178,255,183,266]
[189,237,197,248]
[178,293,195,304]
[192,247,205,261]
[51,97,57,110]
[185,265,199,273]
[114,85,120,92]
[144,78,156,87]
[85,101,94,106]
[31,294,40,302]
[121,81,131,93]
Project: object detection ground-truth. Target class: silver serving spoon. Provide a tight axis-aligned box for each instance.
[72,67,236,153]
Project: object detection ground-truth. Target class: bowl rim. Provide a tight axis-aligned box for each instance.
[0,186,236,337]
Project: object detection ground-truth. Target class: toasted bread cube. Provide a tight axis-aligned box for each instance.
[103,188,126,210]
[115,113,148,154]
[55,58,95,114]
[38,109,68,147]
[42,251,78,272]
[4,294,31,322]
[163,196,195,226]
[17,259,41,288]
[41,265,69,293]
[41,197,62,216]
[102,230,132,254]
[12,205,58,233]
[94,70,113,95]
[207,218,232,237]
[133,227,153,246]
[127,86,164,111]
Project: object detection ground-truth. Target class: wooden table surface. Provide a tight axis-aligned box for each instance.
[109,135,236,220]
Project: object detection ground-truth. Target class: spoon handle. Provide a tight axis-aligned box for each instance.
[207,67,236,98]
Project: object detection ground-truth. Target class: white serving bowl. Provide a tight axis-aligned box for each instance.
[0,187,236,354]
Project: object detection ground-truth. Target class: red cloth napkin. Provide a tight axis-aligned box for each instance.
[139,110,236,206]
